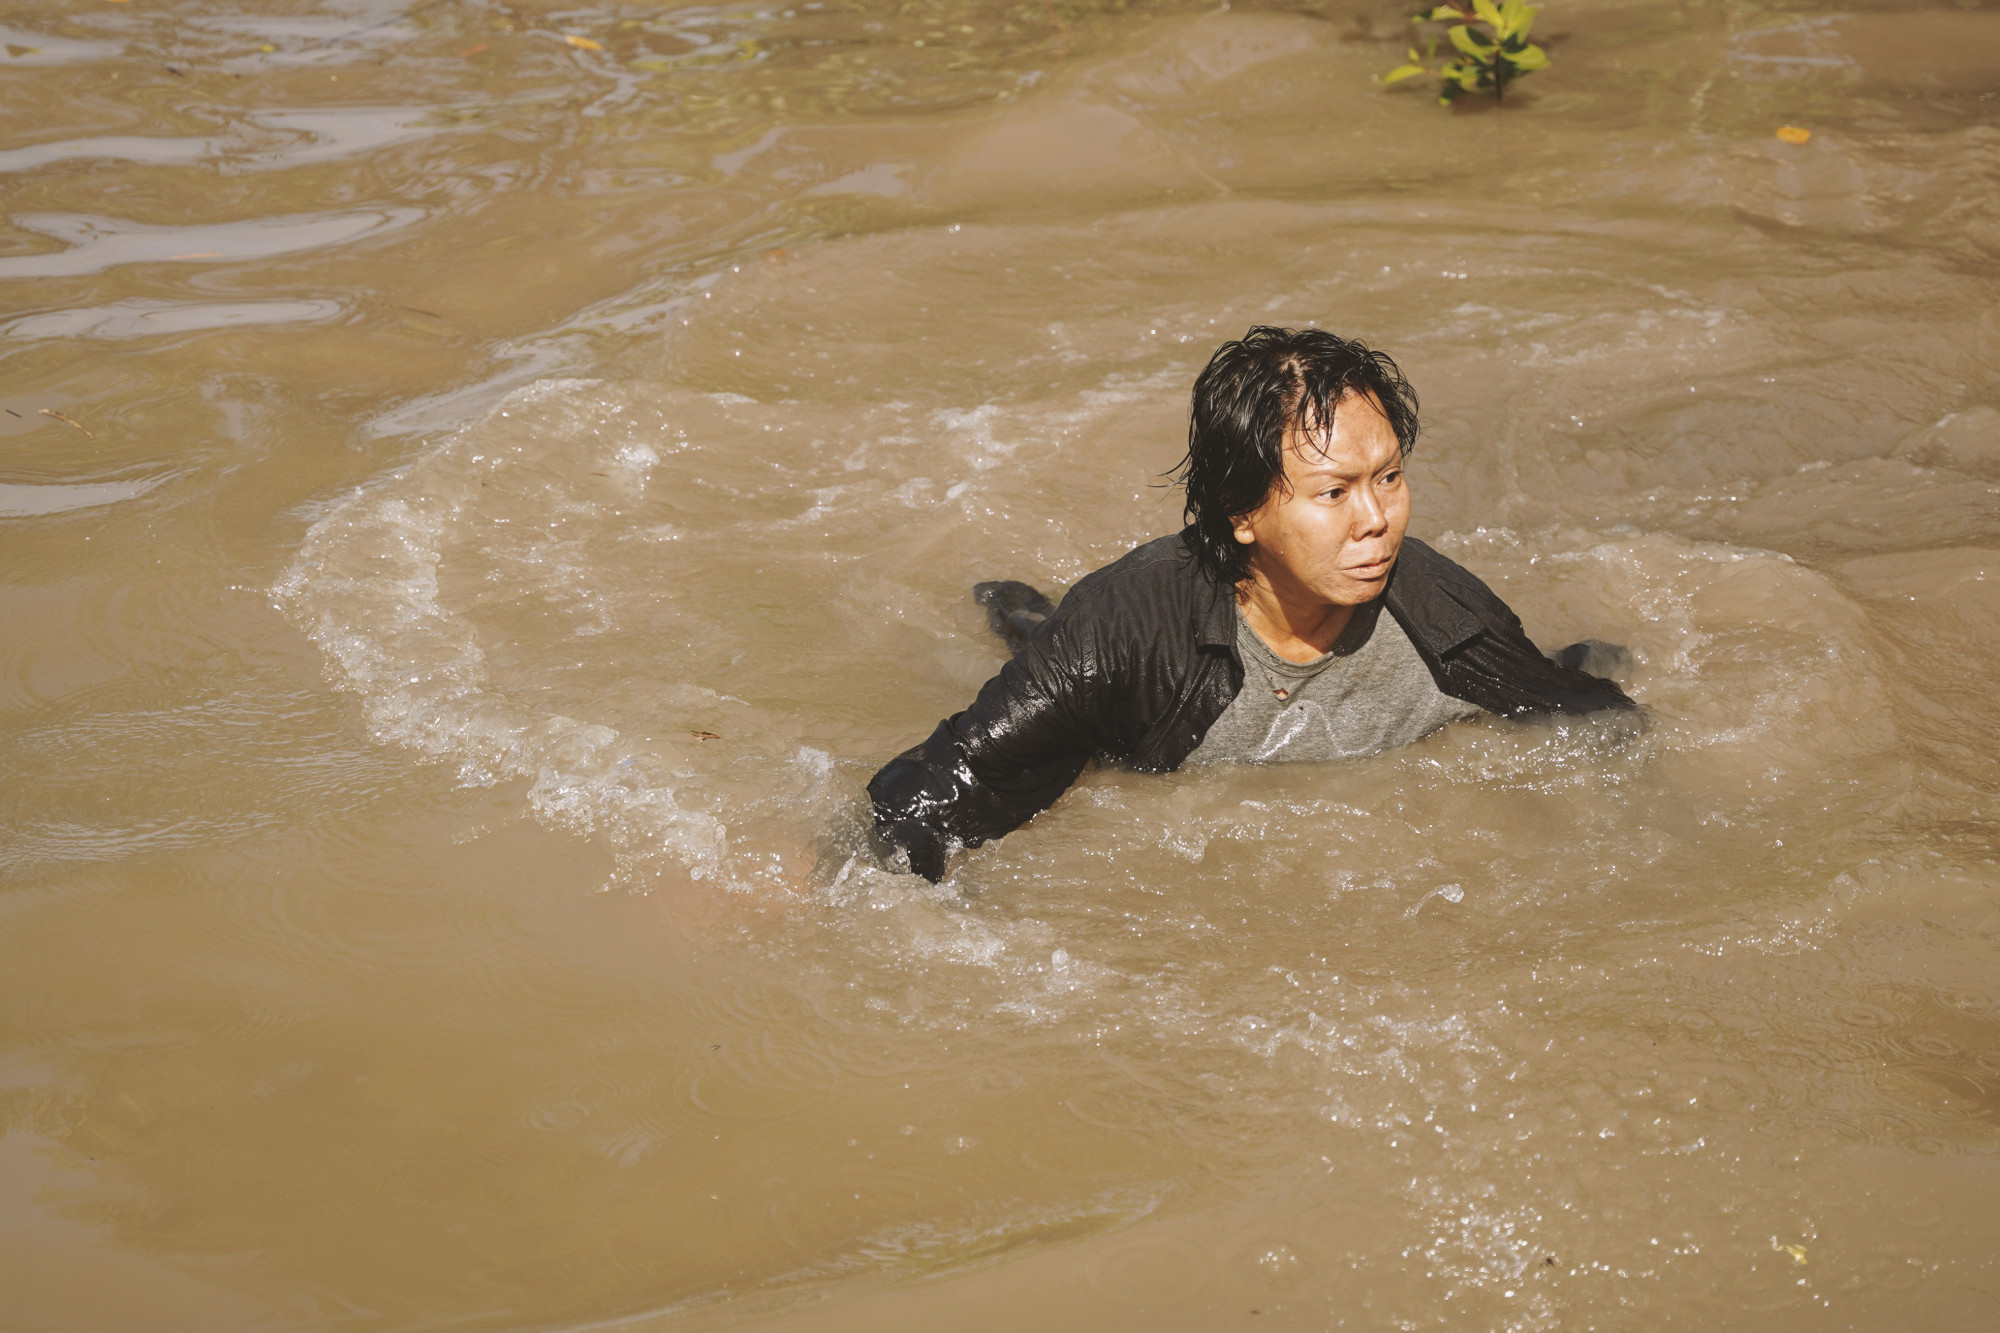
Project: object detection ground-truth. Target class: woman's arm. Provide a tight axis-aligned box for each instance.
[866,616,1104,881]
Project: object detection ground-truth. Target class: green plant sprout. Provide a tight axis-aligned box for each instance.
[1383,0,1549,106]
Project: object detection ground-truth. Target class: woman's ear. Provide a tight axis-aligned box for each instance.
[1231,513,1257,546]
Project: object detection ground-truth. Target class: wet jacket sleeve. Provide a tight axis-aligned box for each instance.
[1419,551,1643,722]
[866,616,1107,881]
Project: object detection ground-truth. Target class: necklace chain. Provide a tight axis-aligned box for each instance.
[1249,647,1330,701]
[1239,604,1357,701]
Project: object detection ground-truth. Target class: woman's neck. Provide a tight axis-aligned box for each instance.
[1234,574,1358,664]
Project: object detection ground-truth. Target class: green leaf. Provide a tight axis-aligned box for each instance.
[1407,45,1423,61]
[1496,0,1531,36]
[1471,0,1504,28]
[1424,5,1462,20]
[1507,41,1549,69]
[1447,22,1495,55]
[1382,63,1427,83]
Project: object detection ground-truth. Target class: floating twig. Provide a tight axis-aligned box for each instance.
[39,408,94,438]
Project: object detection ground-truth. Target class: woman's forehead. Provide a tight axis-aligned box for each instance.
[1284,392,1395,459]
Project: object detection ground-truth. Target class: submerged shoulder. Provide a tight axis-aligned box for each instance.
[1031,532,1219,672]
[1062,532,1207,608]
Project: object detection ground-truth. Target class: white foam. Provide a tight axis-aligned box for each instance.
[274,379,731,882]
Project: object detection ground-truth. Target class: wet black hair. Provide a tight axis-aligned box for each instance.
[1172,326,1421,587]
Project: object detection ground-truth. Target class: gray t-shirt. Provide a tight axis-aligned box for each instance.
[1186,599,1482,765]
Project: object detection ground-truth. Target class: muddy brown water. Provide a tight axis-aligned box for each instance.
[5,0,2000,1328]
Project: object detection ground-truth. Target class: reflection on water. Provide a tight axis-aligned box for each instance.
[0,207,425,279]
[0,134,232,174]
[2,298,346,341]
[0,107,456,175]
[4,0,2000,1328]
[0,476,163,517]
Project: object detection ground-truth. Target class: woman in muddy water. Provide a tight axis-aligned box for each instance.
[869,325,1641,880]
[16,0,2000,1324]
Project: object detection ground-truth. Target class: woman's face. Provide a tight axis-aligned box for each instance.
[1230,391,1412,608]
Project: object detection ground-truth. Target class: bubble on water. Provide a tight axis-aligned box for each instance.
[1407,883,1465,919]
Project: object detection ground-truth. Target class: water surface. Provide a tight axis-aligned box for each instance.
[4,0,2000,1328]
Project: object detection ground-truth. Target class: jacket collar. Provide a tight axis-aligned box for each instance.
[1196,574,1237,649]
[1169,530,1240,650]
[1383,536,1485,656]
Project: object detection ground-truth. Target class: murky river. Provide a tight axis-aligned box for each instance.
[5,0,2000,1327]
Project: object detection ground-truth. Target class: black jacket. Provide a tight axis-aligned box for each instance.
[869,531,1639,879]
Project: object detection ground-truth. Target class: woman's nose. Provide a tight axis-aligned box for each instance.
[1351,484,1389,536]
